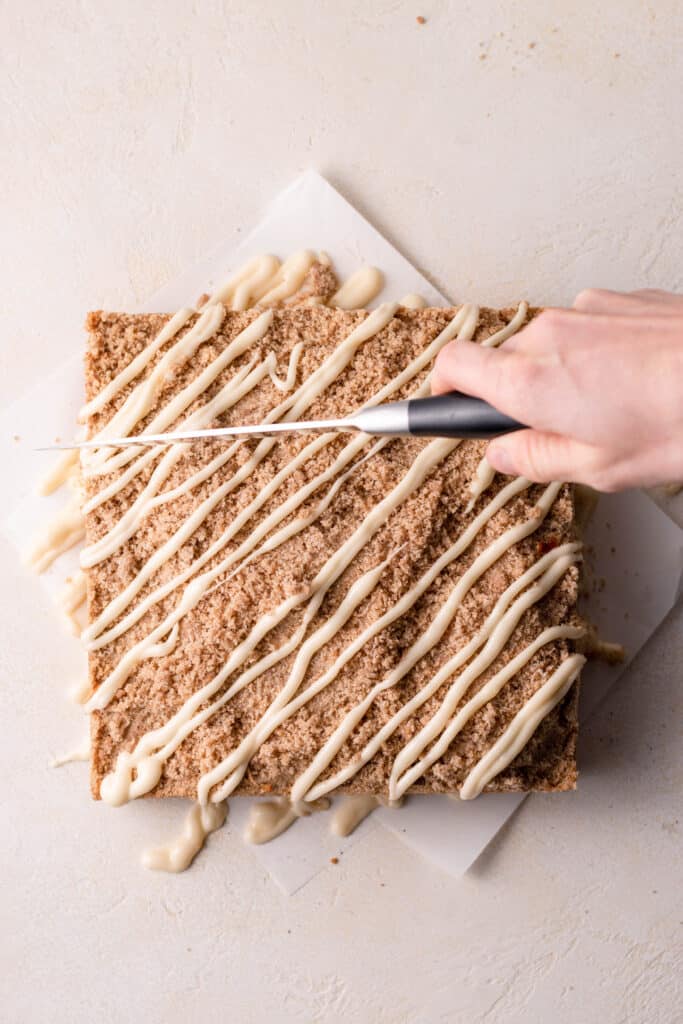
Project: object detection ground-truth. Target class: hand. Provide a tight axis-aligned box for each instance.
[431,289,683,491]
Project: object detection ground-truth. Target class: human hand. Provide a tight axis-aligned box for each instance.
[431,289,683,491]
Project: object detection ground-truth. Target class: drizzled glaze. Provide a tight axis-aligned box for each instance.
[141,801,227,872]
[245,797,330,844]
[331,796,379,836]
[39,253,581,871]
[330,266,384,309]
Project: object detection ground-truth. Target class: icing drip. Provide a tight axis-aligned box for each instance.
[245,797,330,845]
[331,796,379,836]
[257,251,317,306]
[59,570,88,635]
[245,798,297,843]
[330,267,384,309]
[400,293,427,309]
[69,677,92,705]
[28,495,85,574]
[39,448,80,496]
[51,735,90,767]
[141,801,227,872]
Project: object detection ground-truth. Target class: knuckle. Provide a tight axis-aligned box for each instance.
[535,306,567,332]
[517,431,555,482]
[573,288,602,311]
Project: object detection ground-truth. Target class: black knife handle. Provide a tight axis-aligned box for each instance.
[407,391,526,439]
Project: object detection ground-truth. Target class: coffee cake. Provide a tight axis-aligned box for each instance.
[79,288,584,809]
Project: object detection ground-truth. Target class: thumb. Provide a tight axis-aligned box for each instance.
[487,430,607,485]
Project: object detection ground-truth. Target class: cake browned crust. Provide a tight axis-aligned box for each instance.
[84,299,581,800]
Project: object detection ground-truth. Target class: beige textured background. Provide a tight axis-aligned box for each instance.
[1,2,682,1022]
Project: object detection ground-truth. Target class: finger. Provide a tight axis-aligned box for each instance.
[573,287,682,316]
[487,430,617,488]
[432,340,542,425]
[629,288,683,312]
[573,288,639,313]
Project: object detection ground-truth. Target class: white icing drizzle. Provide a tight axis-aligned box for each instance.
[330,267,384,309]
[85,304,475,655]
[143,624,180,660]
[467,455,496,512]
[256,251,317,306]
[79,350,273,566]
[459,654,585,799]
[82,303,227,474]
[39,448,80,496]
[98,439,456,803]
[51,734,90,767]
[244,797,330,845]
[292,497,578,805]
[69,677,92,705]
[331,795,379,836]
[60,570,87,615]
[400,293,427,309]
[79,308,195,422]
[82,302,401,652]
[268,342,303,392]
[28,495,85,574]
[83,307,272,480]
[395,625,585,798]
[202,476,533,803]
[245,798,297,844]
[481,300,529,348]
[141,800,227,872]
[59,570,88,634]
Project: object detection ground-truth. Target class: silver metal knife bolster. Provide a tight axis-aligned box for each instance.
[350,400,411,436]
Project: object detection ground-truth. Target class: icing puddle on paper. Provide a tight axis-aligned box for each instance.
[36,249,583,872]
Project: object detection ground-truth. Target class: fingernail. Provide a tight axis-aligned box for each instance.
[487,445,515,476]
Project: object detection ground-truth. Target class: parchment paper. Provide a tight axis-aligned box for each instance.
[2,171,681,894]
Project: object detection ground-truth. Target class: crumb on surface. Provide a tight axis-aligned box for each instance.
[416,15,426,25]
[330,856,339,865]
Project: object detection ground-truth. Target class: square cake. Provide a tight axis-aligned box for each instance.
[80,275,584,810]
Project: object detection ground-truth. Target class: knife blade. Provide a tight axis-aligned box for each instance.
[39,392,525,451]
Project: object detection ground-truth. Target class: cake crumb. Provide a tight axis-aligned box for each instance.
[330,856,339,865]
[416,15,426,25]
[528,41,536,48]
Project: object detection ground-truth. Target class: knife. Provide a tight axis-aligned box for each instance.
[41,392,525,451]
